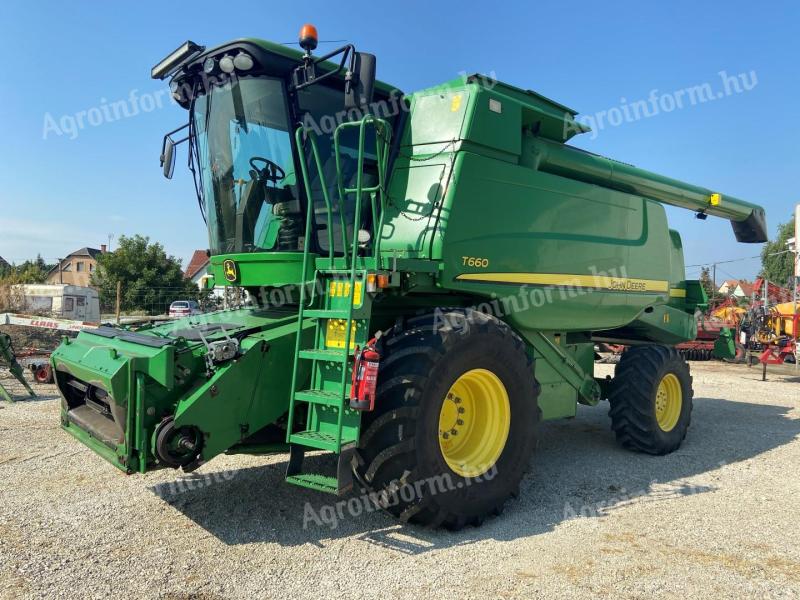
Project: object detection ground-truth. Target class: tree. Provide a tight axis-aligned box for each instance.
[91,235,199,314]
[699,266,715,299]
[0,254,54,285]
[13,254,53,284]
[759,216,796,287]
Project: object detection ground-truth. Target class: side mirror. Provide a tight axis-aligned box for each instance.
[160,123,190,180]
[345,52,376,110]
[161,136,177,179]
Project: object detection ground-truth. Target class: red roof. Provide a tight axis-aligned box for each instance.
[185,250,209,280]
[738,282,755,296]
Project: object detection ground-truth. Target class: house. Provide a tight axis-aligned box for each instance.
[185,250,211,289]
[737,281,755,298]
[717,279,754,299]
[46,245,106,287]
[717,280,739,295]
[0,256,9,272]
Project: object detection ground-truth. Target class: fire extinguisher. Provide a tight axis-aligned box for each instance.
[350,337,380,411]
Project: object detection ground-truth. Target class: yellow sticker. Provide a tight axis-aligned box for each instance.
[710,193,722,206]
[325,319,357,349]
[450,94,462,112]
[327,279,363,305]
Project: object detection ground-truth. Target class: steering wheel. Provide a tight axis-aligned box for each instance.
[249,157,286,184]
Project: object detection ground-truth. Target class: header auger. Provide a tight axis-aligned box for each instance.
[51,25,767,528]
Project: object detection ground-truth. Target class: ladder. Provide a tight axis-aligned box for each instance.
[285,115,390,494]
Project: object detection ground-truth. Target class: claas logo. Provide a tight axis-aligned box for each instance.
[223,259,239,282]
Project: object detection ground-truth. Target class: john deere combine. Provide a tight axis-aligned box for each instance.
[51,26,767,528]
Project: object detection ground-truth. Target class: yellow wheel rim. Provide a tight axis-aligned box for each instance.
[438,368,511,478]
[655,373,683,432]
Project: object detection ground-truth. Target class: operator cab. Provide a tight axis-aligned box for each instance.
[154,26,402,262]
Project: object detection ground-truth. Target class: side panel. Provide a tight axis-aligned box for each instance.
[439,151,673,332]
[535,359,578,420]
[531,340,595,421]
[379,160,449,258]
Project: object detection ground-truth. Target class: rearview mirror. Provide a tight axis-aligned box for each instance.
[160,123,190,180]
[345,52,376,110]
[161,136,176,179]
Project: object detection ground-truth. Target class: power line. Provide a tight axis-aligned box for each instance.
[685,249,791,269]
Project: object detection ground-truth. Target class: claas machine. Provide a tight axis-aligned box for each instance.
[51,26,768,528]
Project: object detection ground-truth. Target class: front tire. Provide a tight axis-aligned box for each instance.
[353,309,540,529]
[608,345,693,455]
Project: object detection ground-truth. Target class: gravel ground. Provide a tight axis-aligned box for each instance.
[1,361,799,599]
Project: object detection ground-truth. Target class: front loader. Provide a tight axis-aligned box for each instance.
[51,25,768,528]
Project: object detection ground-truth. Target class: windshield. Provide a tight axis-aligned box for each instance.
[193,76,301,254]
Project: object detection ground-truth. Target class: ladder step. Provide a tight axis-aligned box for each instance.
[298,348,351,363]
[285,473,340,493]
[304,309,351,319]
[289,430,353,451]
[293,389,347,406]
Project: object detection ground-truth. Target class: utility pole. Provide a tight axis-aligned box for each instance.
[711,263,716,306]
[115,281,122,326]
[794,258,798,372]
[793,203,799,370]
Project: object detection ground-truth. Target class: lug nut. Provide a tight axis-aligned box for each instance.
[450,428,458,435]
[456,419,464,426]
[443,432,450,439]
[457,407,465,414]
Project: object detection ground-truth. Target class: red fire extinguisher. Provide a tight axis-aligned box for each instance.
[350,338,380,411]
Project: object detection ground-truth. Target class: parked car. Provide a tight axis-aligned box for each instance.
[168,300,202,318]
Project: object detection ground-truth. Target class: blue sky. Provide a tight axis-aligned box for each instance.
[0,0,797,282]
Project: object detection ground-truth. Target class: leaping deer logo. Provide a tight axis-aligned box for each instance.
[223,260,238,282]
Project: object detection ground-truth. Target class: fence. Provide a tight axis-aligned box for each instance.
[98,285,239,319]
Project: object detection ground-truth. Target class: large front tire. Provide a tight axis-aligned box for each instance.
[608,345,693,455]
[354,309,540,529]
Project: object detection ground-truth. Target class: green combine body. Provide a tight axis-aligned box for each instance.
[51,31,767,527]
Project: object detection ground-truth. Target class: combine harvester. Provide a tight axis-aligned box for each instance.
[50,26,768,528]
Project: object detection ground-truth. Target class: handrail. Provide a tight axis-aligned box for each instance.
[331,115,391,447]
[294,127,338,264]
[287,126,336,441]
[332,115,392,266]
[289,115,392,452]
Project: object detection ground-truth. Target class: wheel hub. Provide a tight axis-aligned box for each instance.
[655,373,682,432]
[438,368,510,478]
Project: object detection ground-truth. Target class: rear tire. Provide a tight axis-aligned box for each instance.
[353,309,540,529]
[608,345,693,455]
